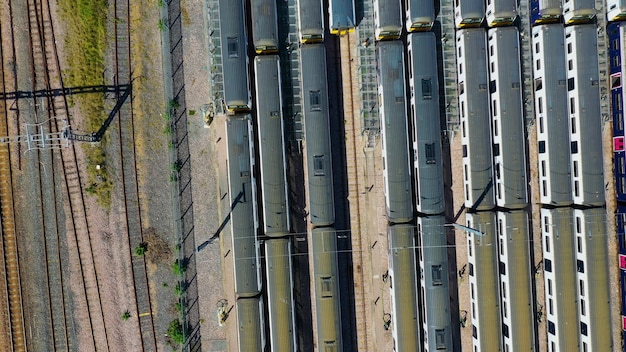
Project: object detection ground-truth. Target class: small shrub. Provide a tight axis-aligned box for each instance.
[174,281,186,296]
[167,319,184,345]
[134,243,147,256]
[188,110,196,116]
[121,310,131,321]
[168,99,180,110]
[158,19,167,31]
[175,301,183,312]
[172,259,187,275]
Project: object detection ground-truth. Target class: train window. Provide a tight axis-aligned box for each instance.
[535,42,540,53]
[579,279,585,296]
[544,216,549,232]
[571,117,576,134]
[545,235,550,253]
[491,62,495,73]
[422,79,433,99]
[425,143,436,164]
[611,73,622,91]
[567,43,572,53]
[323,341,337,352]
[458,81,464,95]
[435,329,446,349]
[547,278,553,295]
[493,144,500,156]
[502,323,509,338]
[567,77,575,91]
[617,93,623,110]
[479,83,487,90]
[534,78,542,91]
[432,265,443,285]
[464,165,468,181]
[502,283,506,298]
[461,101,465,117]
[614,56,621,69]
[458,45,462,57]
[471,283,474,298]
[551,342,556,351]
[469,262,473,276]
[472,325,477,339]
[568,59,573,71]
[571,141,578,154]
[574,180,579,197]
[320,277,332,297]
[538,141,545,154]
[310,90,321,111]
[499,261,506,275]
[549,299,553,314]
[577,259,584,273]
[499,238,504,255]
[462,121,466,137]
[462,145,468,157]
[583,342,588,352]
[577,236,582,253]
[492,100,498,116]
[613,38,620,51]
[459,63,463,74]
[541,161,546,177]
[539,116,544,134]
[538,97,543,113]
[544,258,552,272]
[573,161,579,178]
[558,79,566,86]
[227,37,239,58]
[494,119,499,136]
[468,238,472,256]
[314,155,325,176]
[536,59,541,71]
[542,180,547,197]
[621,157,626,173]
[570,97,576,114]
[576,216,581,233]
[489,80,496,93]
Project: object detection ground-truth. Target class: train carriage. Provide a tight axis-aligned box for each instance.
[417,216,453,352]
[565,25,605,207]
[236,298,265,352]
[299,44,335,227]
[562,0,596,24]
[486,0,518,26]
[376,41,415,224]
[254,56,291,235]
[609,22,626,203]
[407,32,445,215]
[456,29,495,211]
[607,0,626,21]
[219,0,252,113]
[487,27,528,209]
[387,224,421,351]
[311,228,343,352]
[374,0,402,40]
[530,0,561,24]
[532,24,573,207]
[251,0,279,53]
[265,239,297,351]
[329,0,356,35]
[454,0,485,28]
[405,0,435,32]
[297,0,324,43]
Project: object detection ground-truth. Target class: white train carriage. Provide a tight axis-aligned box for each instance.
[532,24,573,207]
[530,0,562,24]
[457,29,495,211]
[607,0,626,21]
[405,0,435,32]
[562,0,596,24]
[541,208,580,351]
[387,224,421,351]
[455,0,485,28]
[377,41,415,224]
[565,25,606,207]
[496,211,536,352]
[251,0,279,53]
[609,22,626,203]
[407,32,445,215]
[487,27,528,209]
[572,208,613,351]
[486,0,518,26]
[374,0,402,40]
[417,216,453,352]
[219,0,252,113]
[297,0,324,43]
[465,212,502,352]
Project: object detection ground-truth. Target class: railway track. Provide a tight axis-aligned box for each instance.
[0,3,26,352]
[113,0,158,350]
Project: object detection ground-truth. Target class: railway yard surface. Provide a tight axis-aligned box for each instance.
[0,0,625,351]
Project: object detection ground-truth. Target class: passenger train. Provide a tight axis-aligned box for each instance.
[454,0,485,28]
[609,22,626,202]
[485,0,518,26]
[405,0,436,32]
[253,55,297,351]
[297,0,324,43]
[608,0,626,21]
[376,40,414,224]
[565,24,605,207]
[219,0,252,113]
[456,29,495,211]
[251,0,279,53]
[225,116,265,351]
[562,0,596,24]
[407,32,445,215]
[532,24,573,207]
[530,0,561,24]
[329,0,356,35]
[374,0,402,40]
[487,27,528,209]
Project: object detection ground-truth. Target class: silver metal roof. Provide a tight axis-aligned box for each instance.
[374,0,402,38]
[377,41,414,224]
[219,0,251,110]
[265,239,297,351]
[406,0,435,31]
[329,0,356,32]
[236,297,265,351]
[297,0,324,41]
[299,44,335,227]
[254,56,290,236]
[251,0,279,52]
[408,32,445,215]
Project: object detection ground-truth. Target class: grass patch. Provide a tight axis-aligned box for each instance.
[167,320,184,345]
[57,0,111,208]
